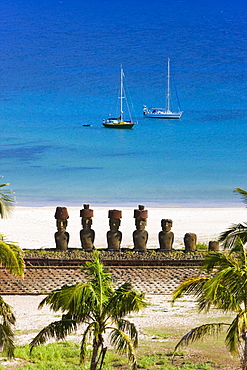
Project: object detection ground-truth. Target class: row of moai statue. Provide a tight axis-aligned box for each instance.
[54,204,220,252]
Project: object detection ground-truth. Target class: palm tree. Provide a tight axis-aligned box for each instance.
[219,188,247,248]
[0,178,15,219]
[0,242,24,358]
[0,177,25,358]
[30,252,148,370]
[172,238,247,370]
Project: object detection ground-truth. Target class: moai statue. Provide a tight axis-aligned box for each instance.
[184,232,197,252]
[133,205,148,251]
[80,204,95,251]
[107,209,122,251]
[208,240,220,252]
[54,207,69,251]
[159,219,174,251]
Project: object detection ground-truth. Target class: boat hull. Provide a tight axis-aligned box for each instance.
[144,112,182,119]
[143,107,182,119]
[102,120,136,129]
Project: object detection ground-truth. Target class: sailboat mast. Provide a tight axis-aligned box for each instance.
[120,66,124,121]
[167,58,170,112]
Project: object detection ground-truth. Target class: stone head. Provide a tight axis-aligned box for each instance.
[161,219,173,232]
[108,210,122,232]
[134,205,148,231]
[135,218,147,231]
[109,218,121,231]
[82,217,92,229]
[56,219,67,232]
[184,232,197,252]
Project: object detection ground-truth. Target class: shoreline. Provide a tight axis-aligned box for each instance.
[1,206,246,250]
[15,197,244,209]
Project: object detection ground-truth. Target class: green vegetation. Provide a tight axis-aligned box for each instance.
[30,252,148,370]
[219,187,247,248]
[6,339,235,369]
[0,177,15,219]
[173,238,247,370]
[0,177,25,359]
[23,248,208,261]
[196,243,208,251]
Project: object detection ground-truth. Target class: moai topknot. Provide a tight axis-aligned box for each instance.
[107,209,122,251]
[80,204,95,251]
[159,219,174,251]
[54,206,69,251]
[133,205,148,251]
[184,232,197,252]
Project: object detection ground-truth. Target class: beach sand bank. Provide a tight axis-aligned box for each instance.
[0,206,246,250]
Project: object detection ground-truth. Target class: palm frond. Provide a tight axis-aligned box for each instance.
[110,328,137,369]
[201,243,247,311]
[172,277,209,302]
[201,259,247,312]
[115,319,138,347]
[229,237,247,263]
[234,188,247,206]
[5,241,25,276]
[218,223,247,248]
[0,296,15,326]
[38,282,99,320]
[65,283,100,319]
[30,319,78,353]
[225,314,243,355]
[82,251,113,300]
[79,322,95,364]
[107,282,148,318]
[0,240,24,277]
[202,251,236,272]
[0,323,15,358]
[0,181,15,219]
[174,323,229,353]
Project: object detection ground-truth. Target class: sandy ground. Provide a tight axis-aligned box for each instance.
[0,294,237,369]
[1,206,246,250]
[2,294,230,346]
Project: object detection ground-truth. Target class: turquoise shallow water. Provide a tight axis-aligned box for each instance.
[0,0,246,207]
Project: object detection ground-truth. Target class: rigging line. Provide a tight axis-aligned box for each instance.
[123,86,131,121]
[172,75,182,111]
[124,77,138,123]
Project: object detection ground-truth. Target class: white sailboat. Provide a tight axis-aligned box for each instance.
[102,66,137,129]
[143,58,182,119]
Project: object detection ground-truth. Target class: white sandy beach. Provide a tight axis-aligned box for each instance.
[0,206,246,250]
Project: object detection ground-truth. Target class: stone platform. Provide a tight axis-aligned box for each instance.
[0,264,201,295]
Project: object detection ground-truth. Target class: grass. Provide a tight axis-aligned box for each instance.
[10,342,219,370]
[6,326,239,370]
[196,243,208,251]
[138,324,239,370]
[6,308,238,370]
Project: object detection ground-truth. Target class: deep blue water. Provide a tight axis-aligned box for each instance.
[0,0,246,207]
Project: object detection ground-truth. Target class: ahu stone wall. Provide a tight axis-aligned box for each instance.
[0,265,201,295]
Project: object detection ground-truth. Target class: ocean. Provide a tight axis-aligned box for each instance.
[0,0,246,207]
